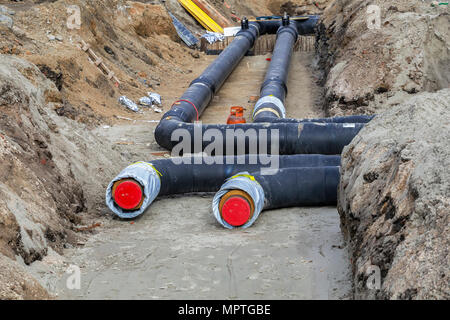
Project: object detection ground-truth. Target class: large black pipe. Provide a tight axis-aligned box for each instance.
[156,121,365,155]
[155,18,368,156]
[160,16,319,124]
[253,167,340,209]
[106,155,341,218]
[149,155,340,196]
[162,20,261,123]
[253,115,375,124]
[253,15,319,35]
[212,165,340,228]
[252,16,298,122]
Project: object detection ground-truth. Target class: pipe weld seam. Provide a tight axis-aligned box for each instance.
[172,99,199,121]
[253,107,281,119]
[260,78,288,96]
[191,77,216,94]
[253,95,286,119]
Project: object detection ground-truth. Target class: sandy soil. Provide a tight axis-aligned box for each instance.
[57,200,351,300]
[23,53,352,300]
[0,0,348,300]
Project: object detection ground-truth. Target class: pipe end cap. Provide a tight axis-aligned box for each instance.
[221,196,252,227]
[113,180,143,210]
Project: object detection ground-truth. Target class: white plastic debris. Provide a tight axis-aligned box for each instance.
[224,27,241,37]
[201,31,225,44]
[147,92,162,105]
[138,95,162,113]
[119,96,139,112]
[138,96,153,107]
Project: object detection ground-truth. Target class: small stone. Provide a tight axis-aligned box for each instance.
[0,14,13,29]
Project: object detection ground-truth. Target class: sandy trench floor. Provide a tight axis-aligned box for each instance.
[28,52,352,300]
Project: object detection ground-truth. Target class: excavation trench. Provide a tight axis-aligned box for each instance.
[39,46,354,299]
[107,20,370,224]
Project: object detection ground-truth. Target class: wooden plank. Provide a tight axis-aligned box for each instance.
[178,0,224,33]
[191,0,233,28]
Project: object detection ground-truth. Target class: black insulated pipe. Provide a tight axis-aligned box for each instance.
[253,15,319,35]
[254,167,340,209]
[155,18,368,156]
[252,21,298,122]
[253,115,376,124]
[106,155,342,218]
[156,121,365,155]
[161,21,261,123]
[152,155,340,196]
[212,166,340,228]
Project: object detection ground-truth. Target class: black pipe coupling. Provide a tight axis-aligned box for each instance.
[282,13,290,26]
[276,21,299,42]
[241,17,249,30]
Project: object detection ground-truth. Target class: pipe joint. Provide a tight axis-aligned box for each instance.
[253,95,286,120]
[190,76,217,95]
[260,77,289,97]
[276,23,299,41]
[236,28,258,46]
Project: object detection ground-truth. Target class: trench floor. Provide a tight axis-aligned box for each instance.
[35,52,352,299]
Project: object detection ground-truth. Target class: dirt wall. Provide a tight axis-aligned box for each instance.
[316,0,449,116]
[338,89,449,299]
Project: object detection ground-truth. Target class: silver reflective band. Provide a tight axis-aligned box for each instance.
[252,95,286,119]
[212,172,265,229]
[105,162,161,219]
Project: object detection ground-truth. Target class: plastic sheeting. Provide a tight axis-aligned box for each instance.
[212,172,265,229]
[106,162,161,219]
[119,96,139,113]
[201,31,225,44]
[168,12,199,48]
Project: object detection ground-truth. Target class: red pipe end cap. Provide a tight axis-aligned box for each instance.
[221,196,252,227]
[114,180,143,210]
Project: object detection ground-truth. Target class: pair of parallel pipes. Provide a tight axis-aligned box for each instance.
[106,16,374,228]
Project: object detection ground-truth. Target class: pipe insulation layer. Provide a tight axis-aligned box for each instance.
[213,167,340,229]
[106,155,341,218]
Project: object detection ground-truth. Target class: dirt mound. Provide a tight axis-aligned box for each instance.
[268,0,333,15]
[0,0,199,126]
[0,56,85,265]
[0,52,140,298]
[316,0,450,116]
[0,254,50,299]
[338,89,449,299]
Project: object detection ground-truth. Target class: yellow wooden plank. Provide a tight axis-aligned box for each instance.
[178,0,224,33]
